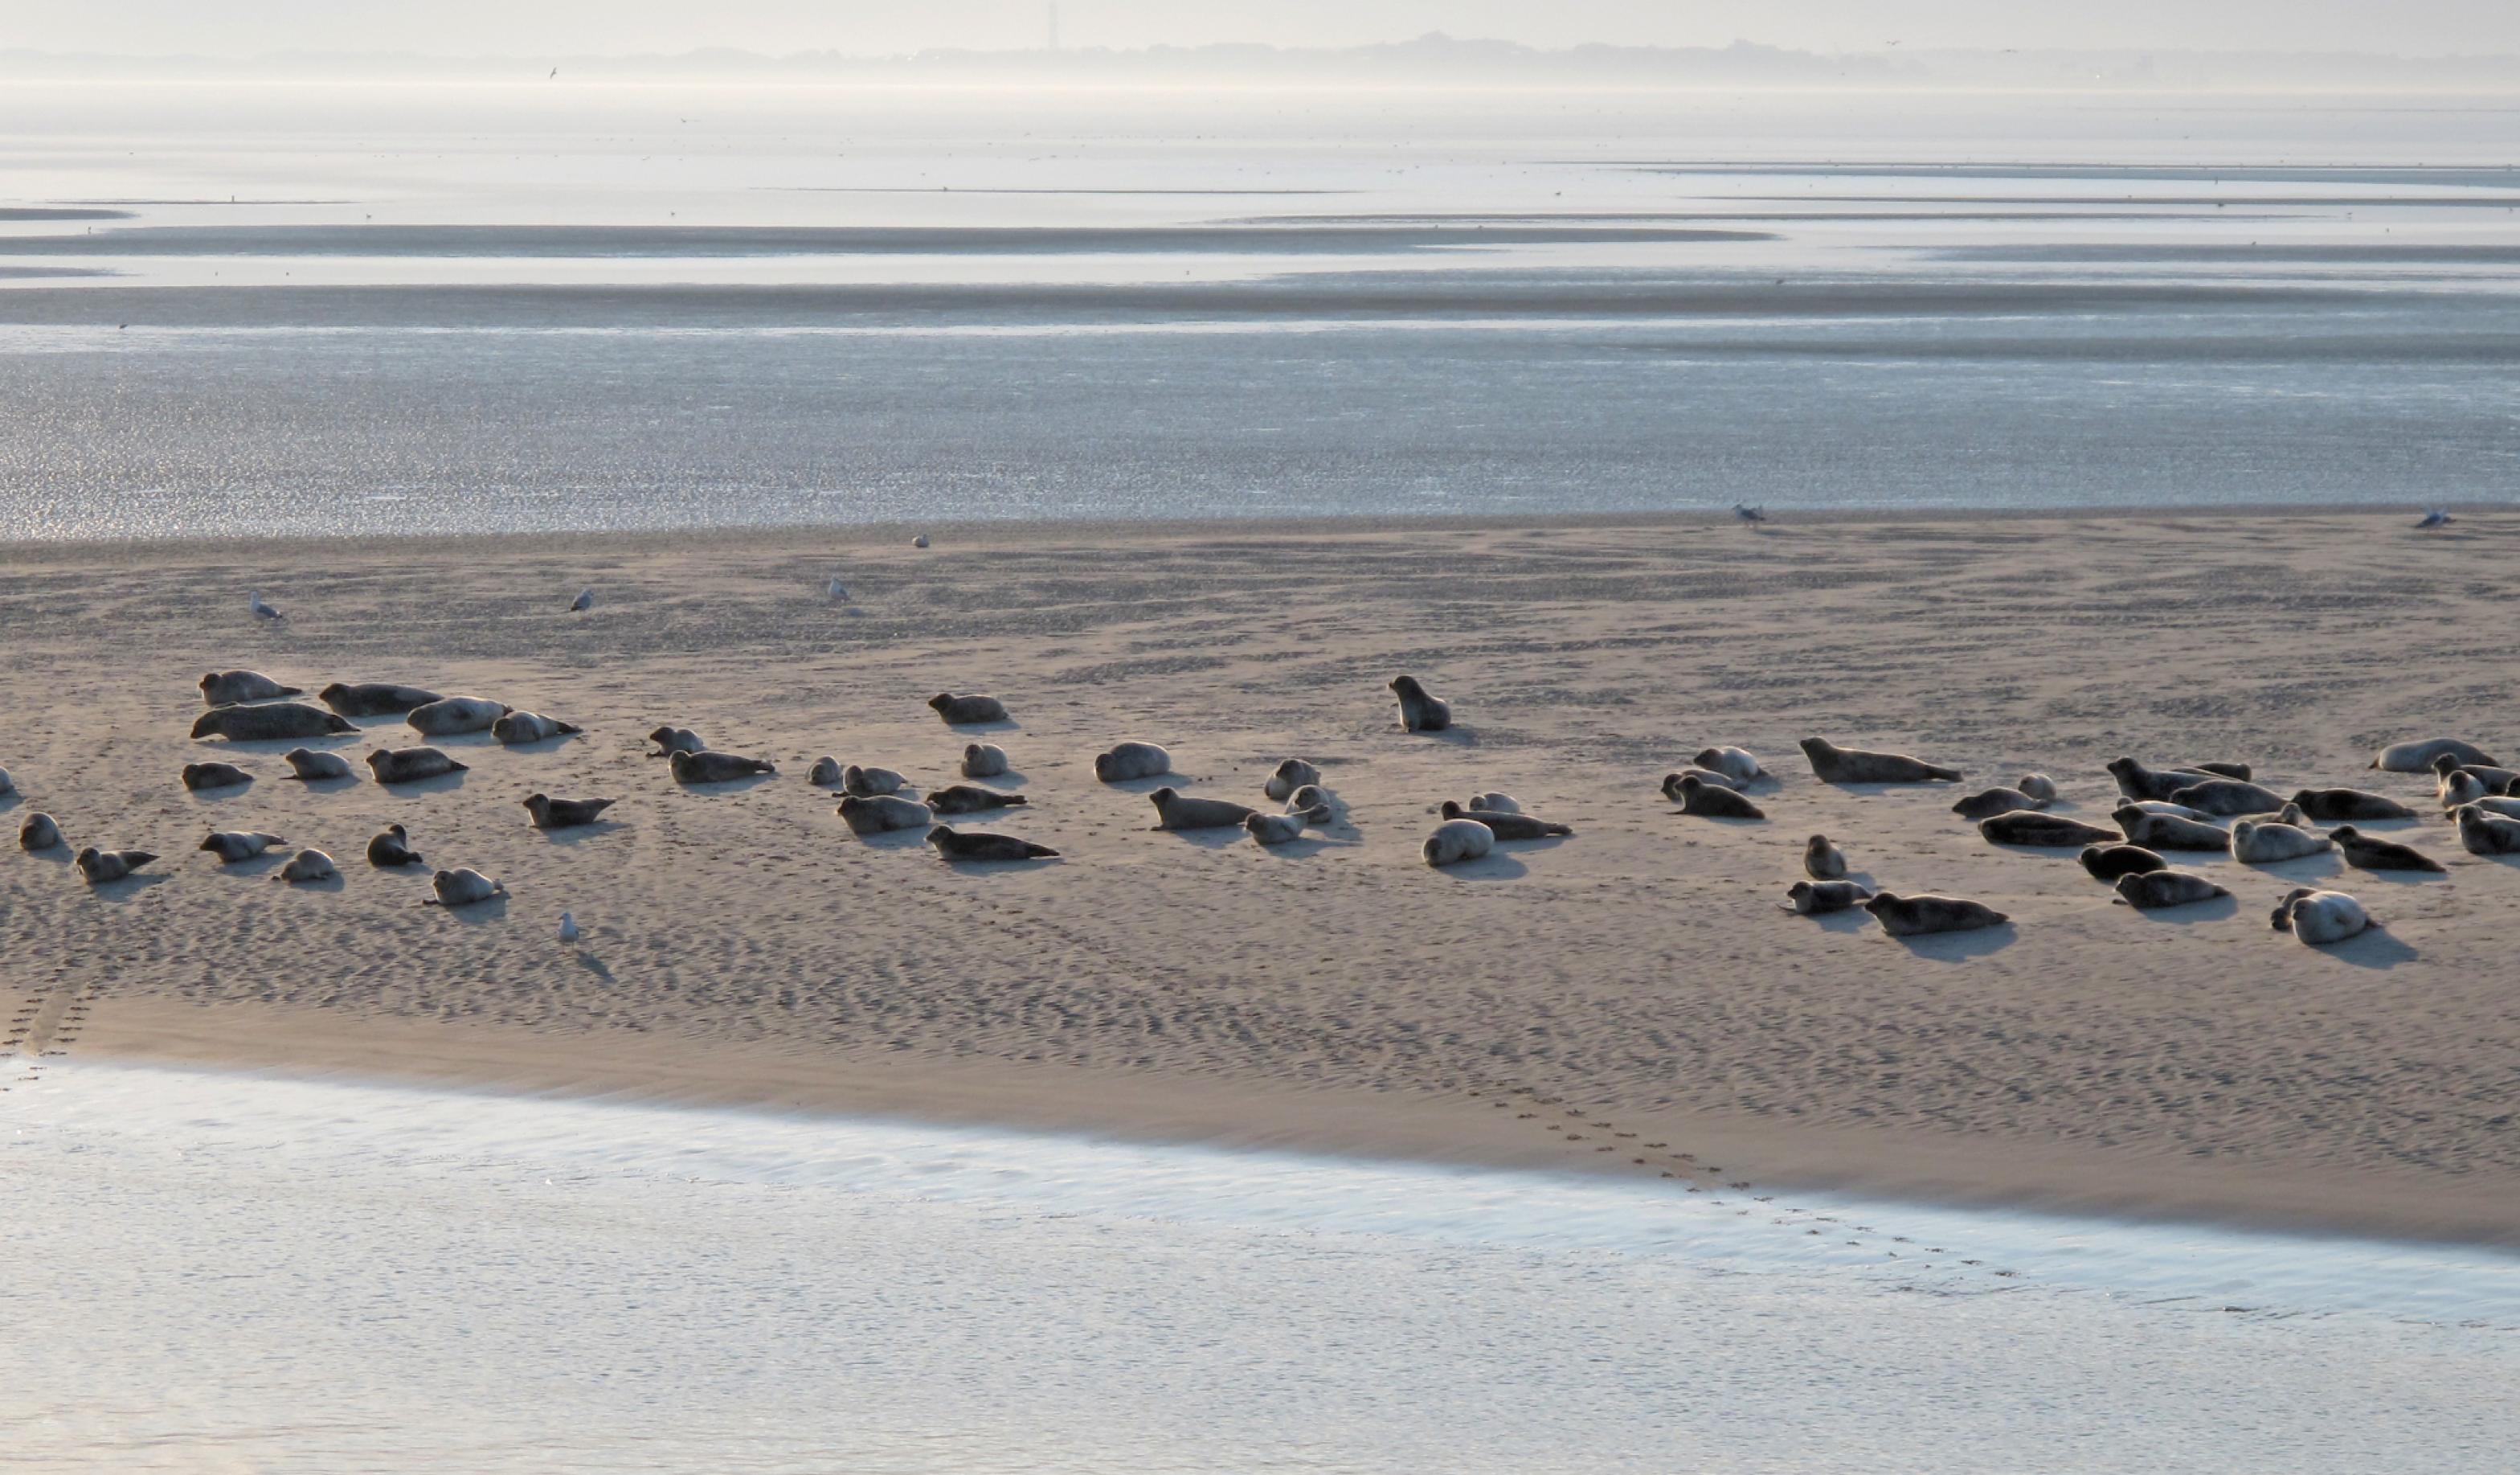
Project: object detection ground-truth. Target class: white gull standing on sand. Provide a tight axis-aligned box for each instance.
[558,912,580,944]
[249,590,284,621]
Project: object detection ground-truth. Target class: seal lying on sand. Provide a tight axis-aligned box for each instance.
[2112,806,2228,853]
[1421,818,1494,867]
[2016,773,2059,803]
[181,761,252,792]
[1693,747,1765,783]
[928,693,1009,726]
[1246,805,1332,845]
[76,847,158,884]
[199,830,286,862]
[2079,843,2167,881]
[276,848,338,883]
[2437,769,2497,810]
[1861,891,2007,937]
[2106,757,2232,802]
[837,794,931,835]
[199,670,301,706]
[1390,675,1452,733]
[2331,826,2445,872]
[320,682,442,718]
[1149,786,1255,830]
[492,711,581,745]
[1660,768,1740,801]
[1952,785,2045,821]
[1094,742,1172,783]
[1438,800,1571,839]
[1671,774,1763,819]
[522,793,616,830]
[19,813,63,851]
[1803,834,1847,879]
[2453,803,2520,856]
[192,703,357,742]
[647,726,704,758]
[843,764,909,797]
[670,750,775,784]
[2271,887,2372,944]
[2289,787,2415,821]
[366,824,423,867]
[1462,791,1520,813]
[1799,737,1961,785]
[808,757,845,787]
[367,747,466,785]
[1782,879,1873,914]
[2432,753,2520,793]
[923,785,1028,815]
[2231,814,2332,864]
[927,824,1058,862]
[1980,812,2117,847]
[2113,871,2229,910]
[1264,759,1323,802]
[282,748,354,781]
[425,867,505,906]
[2371,737,2498,773]
[407,696,509,737]
[2164,779,2285,817]
[963,743,1010,779]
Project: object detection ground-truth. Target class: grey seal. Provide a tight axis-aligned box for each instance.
[2288,787,2414,822]
[927,824,1058,862]
[2231,816,2333,864]
[1799,737,1962,785]
[1438,801,1572,839]
[1149,786,1255,830]
[366,824,423,867]
[1390,675,1452,733]
[19,812,63,851]
[2163,779,2285,817]
[2330,826,2445,873]
[1421,817,1494,867]
[2271,887,2372,944]
[2078,844,2167,881]
[192,703,357,742]
[424,867,506,907]
[1803,834,1847,880]
[1693,746,1765,783]
[2372,738,2498,773]
[76,847,158,884]
[1980,812,2118,847]
[367,747,467,785]
[1782,879,1873,914]
[647,726,705,758]
[842,764,910,797]
[522,793,616,830]
[1246,805,1331,845]
[962,743,1010,779]
[1094,741,1172,783]
[1264,759,1323,802]
[2111,805,2229,853]
[492,711,582,745]
[836,793,932,835]
[198,830,287,862]
[282,748,354,781]
[928,692,1010,726]
[808,756,845,787]
[669,750,775,784]
[923,784,1029,815]
[2453,803,2520,856]
[199,670,302,706]
[1951,785,2046,821]
[276,848,339,883]
[1861,891,2007,937]
[406,696,510,737]
[2113,870,2230,910]
[1672,773,1764,820]
[1659,768,1740,801]
[319,682,441,718]
[181,760,253,792]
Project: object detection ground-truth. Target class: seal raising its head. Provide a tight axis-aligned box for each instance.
[1389,675,1452,733]
[928,692,1010,726]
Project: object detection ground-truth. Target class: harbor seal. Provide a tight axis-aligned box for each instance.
[1693,747,1765,783]
[2289,787,2415,822]
[928,693,1009,726]
[1671,774,1764,820]
[1951,785,2045,821]
[366,747,467,785]
[808,756,845,787]
[1246,805,1331,845]
[2271,887,2372,944]
[2113,870,2229,910]
[962,743,1010,779]
[2111,805,2229,853]
[1803,834,1847,880]
[646,726,705,758]
[1263,759,1323,802]
[922,784,1029,815]
[2078,844,2168,881]
[2016,773,2058,803]
[424,867,506,907]
[1860,891,2007,937]
[198,830,287,862]
[75,847,158,884]
[2436,769,2495,811]
[926,825,1058,862]
[1462,791,1520,814]
[2454,803,2520,856]
[2163,779,2285,817]
[669,750,775,784]
[1149,786,1256,830]
[1094,741,1172,783]
[2458,794,2520,821]
[1283,785,1336,814]
[2121,799,2217,821]
[1799,737,1962,785]
[522,793,616,830]
[1438,801,1572,839]
[1389,675,1452,733]
[1659,768,1741,801]
[2105,757,2227,802]
[1980,812,2118,847]
[18,812,62,851]
[192,703,357,742]
[406,696,510,737]
[842,764,910,797]
[492,711,582,745]
[2188,761,2253,781]
[199,670,302,707]
[319,682,442,718]
[1782,879,1874,914]
[2432,753,2520,793]
[276,848,338,883]
[366,824,423,867]
[2231,816,2333,864]
[181,760,253,792]
[836,793,932,835]
[282,748,354,781]
[1421,818,1495,867]
[2330,826,2446,873]
[2372,737,2498,773]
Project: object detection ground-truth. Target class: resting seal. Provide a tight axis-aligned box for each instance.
[1264,759,1323,802]
[1672,774,1764,820]
[320,682,442,718]
[928,693,1009,726]
[424,867,506,907]
[1659,768,1740,801]
[1803,834,1847,880]
[2111,805,2228,853]
[1861,891,2007,937]
[366,824,423,867]
[192,703,357,742]
[2331,826,2445,873]
[367,747,467,785]
[1782,879,1873,914]
[1246,805,1331,845]
[2078,843,2167,881]
[2016,773,2059,803]
[2105,757,2227,802]
[1951,786,2045,821]
[1438,800,1572,839]
[276,848,339,883]
[926,825,1058,861]
[492,711,581,745]
[647,726,705,758]
[2113,870,2229,910]
[406,696,510,737]
[842,764,909,797]
[1462,791,1520,814]
[2271,887,2372,944]
[75,847,158,884]
[200,670,302,707]
[808,757,845,787]
[2287,787,2412,821]
[2230,817,2332,864]
[2371,738,2498,773]
[1094,742,1172,784]
[1693,747,1765,783]
[2436,769,2495,811]
[1421,818,1494,867]
[2164,779,2285,817]
[522,793,616,830]
[282,748,354,781]
[923,785,1028,815]
[962,743,1010,779]
[836,793,931,835]
[1799,737,1961,785]
[181,761,253,792]
[1980,812,2118,847]
[18,812,63,851]
[669,750,775,784]
[2432,753,2520,792]
[1149,786,1255,830]
[1390,675,1452,733]
[2454,803,2520,856]
[198,830,287,862]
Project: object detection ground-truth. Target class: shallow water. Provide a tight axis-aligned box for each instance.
[2,1059,2514,1472]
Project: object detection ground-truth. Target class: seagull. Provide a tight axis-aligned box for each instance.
[2417,508,2453,528]
[1732,503,1768,525]
[558,912,580,944]
[249,590,284,621]
[570,588,594,613]
[825,576,850,600]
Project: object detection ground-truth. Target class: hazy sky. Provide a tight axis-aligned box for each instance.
[15,1,2520,57]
